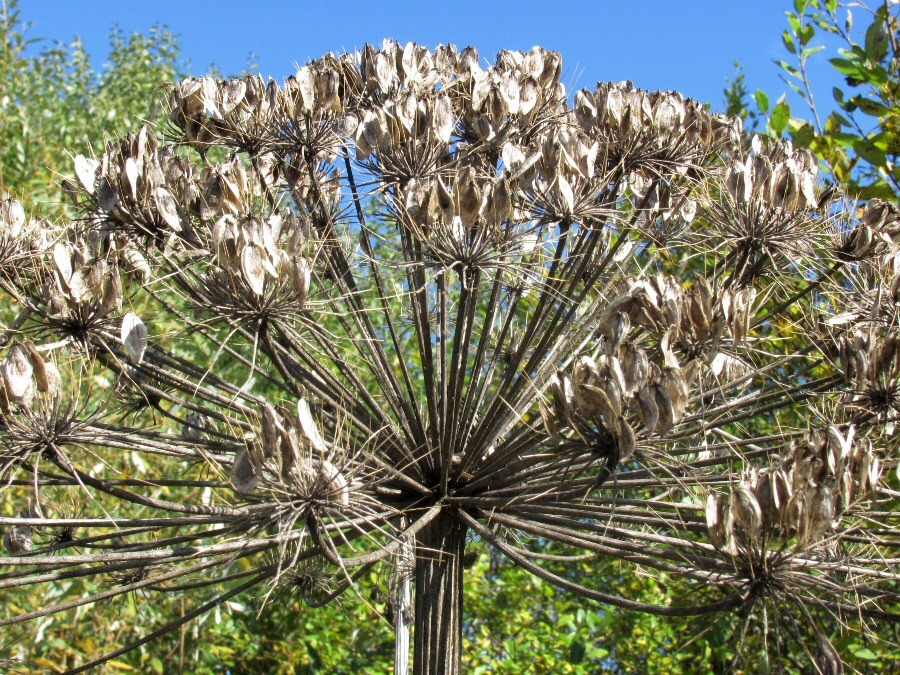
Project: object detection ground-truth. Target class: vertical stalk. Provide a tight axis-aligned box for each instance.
[394,521,414,675]
[413,511,466,675]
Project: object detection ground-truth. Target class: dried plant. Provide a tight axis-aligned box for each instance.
[1,42,899,673]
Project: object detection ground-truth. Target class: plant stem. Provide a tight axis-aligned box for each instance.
[414,511,466,675]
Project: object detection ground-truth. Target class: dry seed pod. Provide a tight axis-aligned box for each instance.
[153,187,182,232]
[22,341,48,393]
[805,486,835,543]
[575,377,617,421]
[260,402,283,459]
[122,246,152,284]
[74,155,100,193]
[706,493,734,552]
[432,93,454,143]
[653,385,676,435]
[608,312,630,355]
[100,266,124,315]
[815,634,842,675]
[240,244,266,296]
[3,527,33,554]
[53,242,73,289]
[277,426,301,483]
[635,386,659,434]
[124,157,140,198]
[288,257,311,307]
[616,416,635,462]
[754,470,778,528]
[297,397,327,452]
[1,199,25,238]
[42,361,62,398]
[621,347,649,396]
[181,412,208,441]
[551,372,576,423]
[121,313,149,364]
[2,344,34,403]
[731,486,762,538]
[231,447,259,495]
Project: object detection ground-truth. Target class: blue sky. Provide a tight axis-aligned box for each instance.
[19,0,844,120]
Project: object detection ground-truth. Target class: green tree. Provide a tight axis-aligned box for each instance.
[0,2,184,218]
[731,0,898,199]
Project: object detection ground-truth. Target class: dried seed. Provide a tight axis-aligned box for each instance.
[2,344,34,403]
[731,485,762,538]
[153,187,182,232]
[74,155,100,193]
[240,244,266,296]
[635,386,659,434]
[121,313,148,364]
[616,416,635,462]
[297,397,327,452]
[231,447,259,495]
[18,342,53,397]
[815,634,842,675]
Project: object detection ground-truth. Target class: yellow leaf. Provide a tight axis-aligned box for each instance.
[108,660,138,671]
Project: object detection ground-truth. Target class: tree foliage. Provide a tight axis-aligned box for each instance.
[0,0,182,217]
[731,0,899,200]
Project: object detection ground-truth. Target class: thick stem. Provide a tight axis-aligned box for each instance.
[413,511,466,675]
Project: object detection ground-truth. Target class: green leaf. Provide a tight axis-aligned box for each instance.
[864,19,889,62]
[829,57,860,76]
[852,139,887,167]
[782,30,798,54]
[790,121,816,147]
[770,100,791,134]
[774,59,801,78]
[851,96,889,117]
[754,89,770,113]
[801,45,826,58]
[825,112,845,134]
[799,24,815,46]
[832,131,861,146]
[853,647,878,661]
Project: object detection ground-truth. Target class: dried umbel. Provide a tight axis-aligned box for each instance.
[1,42,898,673]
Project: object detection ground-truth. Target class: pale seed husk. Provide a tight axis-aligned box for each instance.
[53,242,73,289]
[153,187,182,232]
[121,313,149,364]
[42,361,62,398]
[240,244,267,296]
[731,485,762,538]
[2,345,33,403]
[3,528,32,554]
[616,416,635,462]
[297,397,326,452]
[74,155,100,193]
[231,447,259,495]
[635,386,659,434]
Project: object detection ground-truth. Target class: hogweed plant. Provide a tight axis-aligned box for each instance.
[1,41,899,673]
